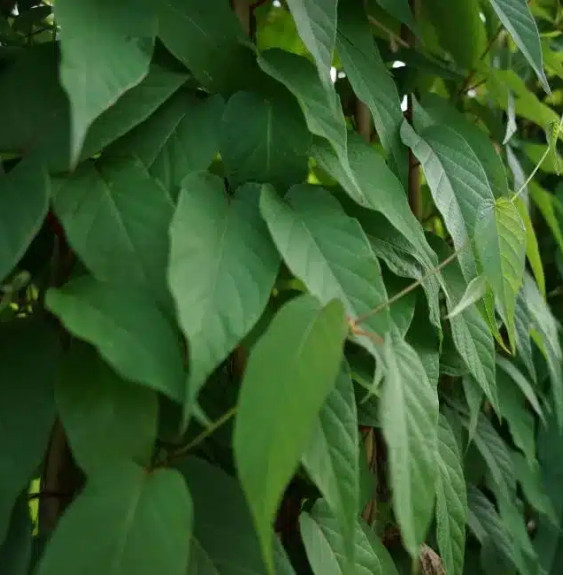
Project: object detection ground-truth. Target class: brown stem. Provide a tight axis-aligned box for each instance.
[232,0,251,36]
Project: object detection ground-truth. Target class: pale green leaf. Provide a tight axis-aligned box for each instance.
[37,463,192,575]
[524,142,562,175]
[0,158,48,283]
[487,0,550,93]
[300,500,399,575]
[445,276,487,320]
[380,333,439,557]
[52,158,174,306]
[503,91,517,145]
[56,0,156,163]
[436,415,467,575]
[336,0,408,186]
[0,321,59,544]
[46,277,184,402]
[168,175,279,410]
[530,181,563,253]
[260,184,391,355]
[301,363,358,569]
[234,295,347,572]
[474,197,526,351]
[56,343,158,474]
[286,0,337,89]
[221,91,310,189]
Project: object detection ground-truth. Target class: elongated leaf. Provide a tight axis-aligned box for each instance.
[286,0,337,89]
[0,321,59,544]
[436,415,467,575]
[445,276,487,320]
[514,196,545,298]
[487,0,550,93]
[301,363,358,569]
[37,463,191,575]
[46,277,184,402]
[158,0,258,94]
[336,0,407,186]
[462,376,483,445]
[406,300,441,387]
[300,500,399,575]
[108,91,224,194]
[221,91,310,189]
[512,453,556,522]
[0,158,49,282]
[503,91,517,145]
[52,158,174,305]
[169,175,279,410]
[474,197,526,351]
[375,0,416,31]
[178,458,295,575]
[56,343,158,474]
[514,288,537,382]
[260,184,391,355]
[234,295,347,572]
[530,182,563,253]
[380,333,439,557]
[56,0,156,163]
[0,495,32,575]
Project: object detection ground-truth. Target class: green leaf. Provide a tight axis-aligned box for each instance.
[260,184,391,354]
[234,295,347,573]
[474,197,526,351]
[336,0,408,186]
[178,458,295,575]
[512,453,556,522]
[445,276,487,320]
[514,196,545,298]
[514,288,537,382]
[55,0,156,163]
[285,0,337,90]
[0,320,59,544]
[380,333,439,557]
[0,495,32,575]
[436,415,467,575]
[158,0,258,95]
[168,176,279,411]
[46,277,184,402]
[107,91,223,194]
[221,91,310,189]
[546,118,562,175]
[487,0,550,93]
[301,363,359,569]
[406,300,441,387]
[374,0,416,31]
[503,91,517,145]
[52,158,174,305]
[462,376,483,445]
[300,500,399,575]
[37,463,192,575]
[524,142,562,175]
[530,182,563,254]
[0,158,49,282]
[56,343,158,474]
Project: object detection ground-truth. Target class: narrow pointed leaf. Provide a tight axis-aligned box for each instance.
[445,276,487,320]
[37,463,192,575]
[46,277,184,402]
[301,363,359,569]
[168,175,279,410]
[55,0,156,163]
[436,415,467,575]
[380,334,439,557]
[487,0,550,93]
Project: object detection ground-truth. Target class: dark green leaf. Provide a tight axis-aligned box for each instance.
[0,494,32,575]
[234,295,347,572]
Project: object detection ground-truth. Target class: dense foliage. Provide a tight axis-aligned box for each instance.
[0,0,562,574]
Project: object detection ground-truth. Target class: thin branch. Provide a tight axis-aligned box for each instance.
[368,15,410,49]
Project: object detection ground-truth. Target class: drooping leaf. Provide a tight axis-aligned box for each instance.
[37,463,192,575]
[158,0,259,95]
[524,142,562,175]
[234,295,347,572]
[52,158,174,305]
[178,458,295,575]
[301,363,359,569]
[0,320,59,544]
[435,415,467,575]
[336,0,408,186]
[474,197,526,351]
[300,500,399,575]
[221,91,310,189]
[0,494,32,575]
[462,375,483,445]
[380,333,439,557]
[487,0,550,93]
[56,343,158,474]
[260,184,391,355]
[0,158,49,283]
[46,277,184,402]
[530,181,563,254]
[445,276,487,320]
[108,91,224,194]
[285,0,337,90]
[503,91,517,144]
[55,0,156,163]
[512,453,556,522]
[168,175,280,410]
[545,118,562,175]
